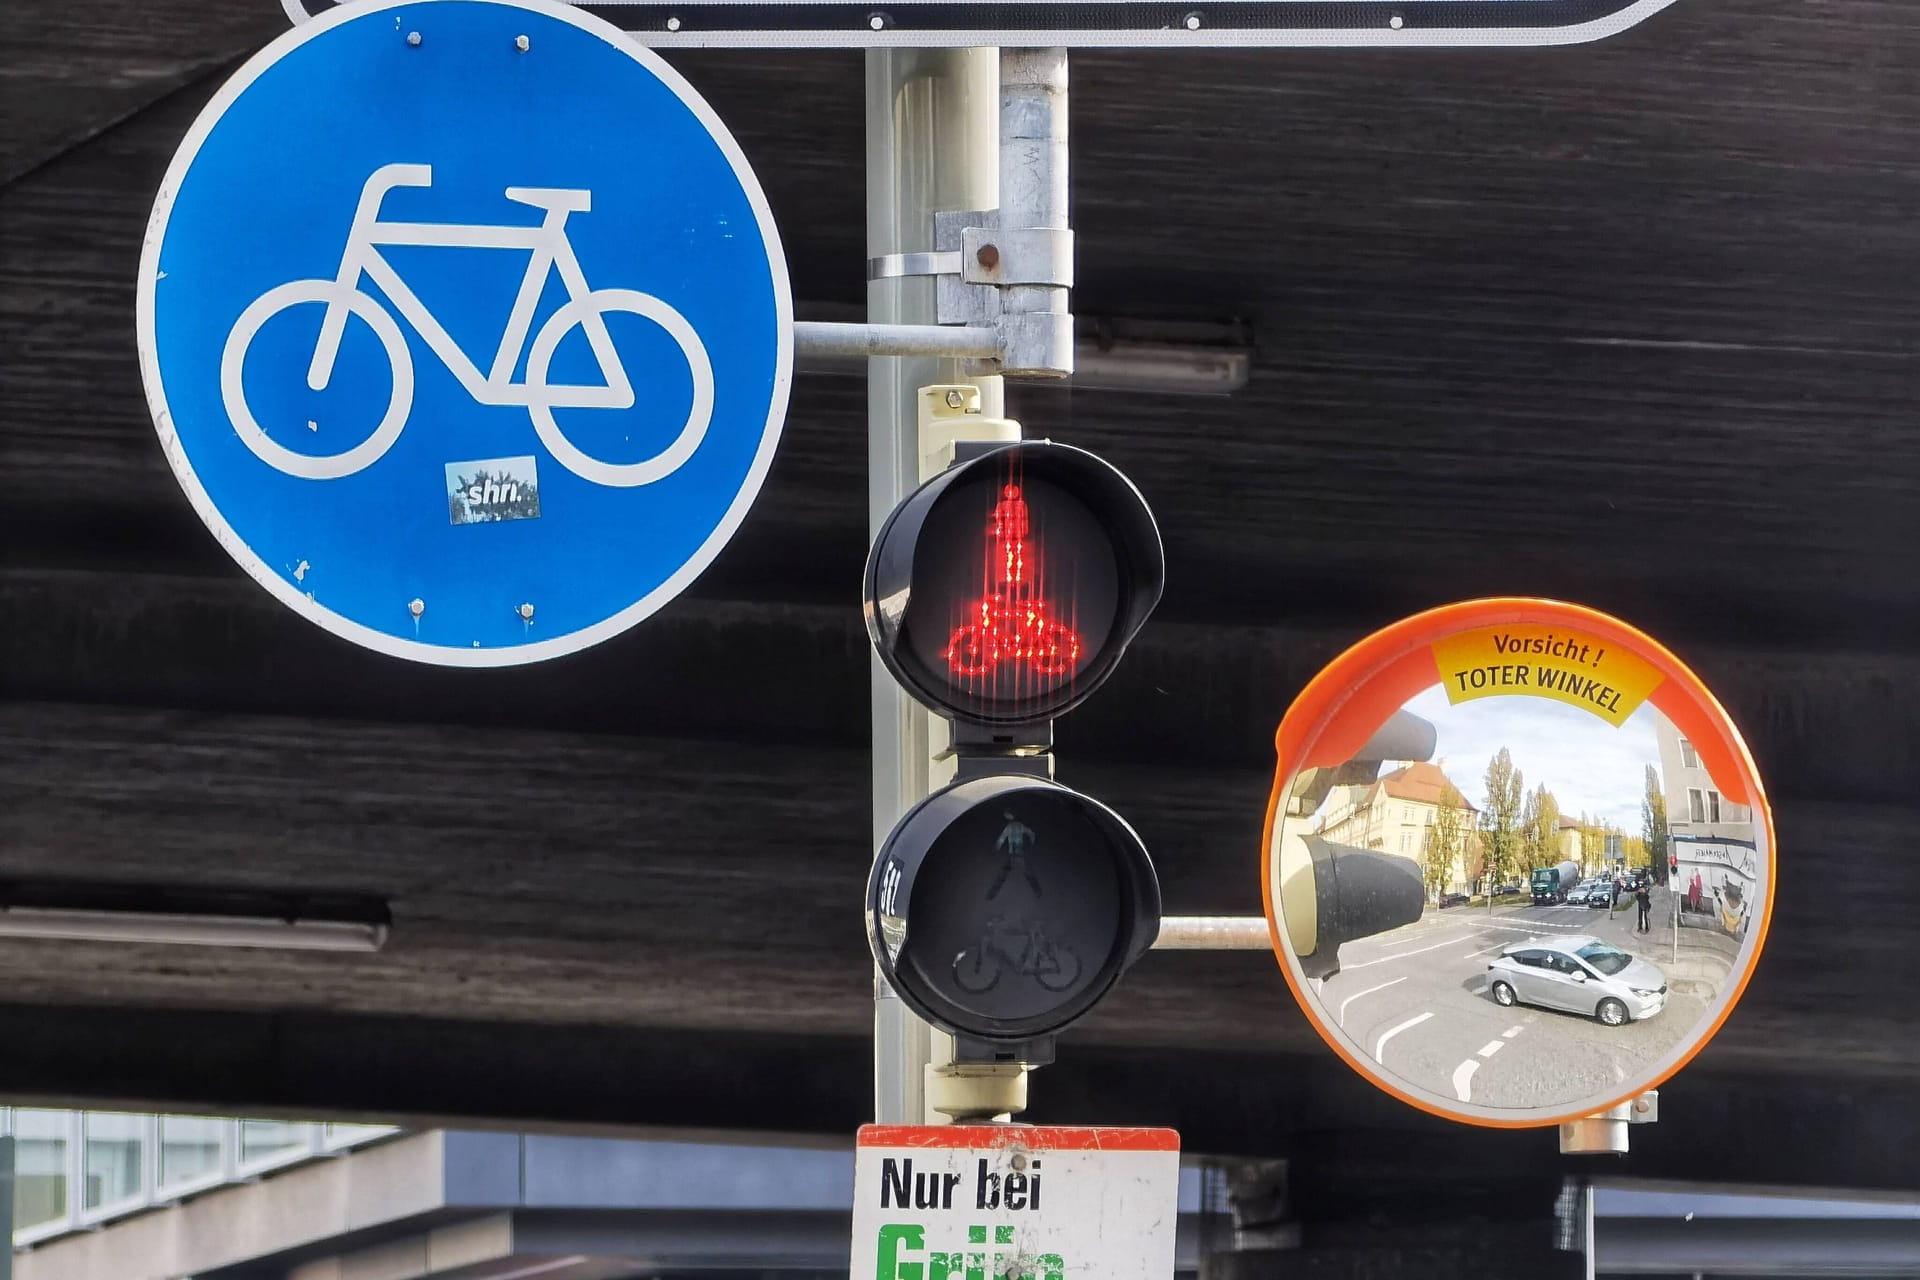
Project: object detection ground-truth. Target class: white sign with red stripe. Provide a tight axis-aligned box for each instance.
[853,1124,1181,1280]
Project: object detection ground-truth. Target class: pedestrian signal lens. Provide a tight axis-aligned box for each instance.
[869,775,1161,1042]
[916,472,1118,705]
[866,442,1163,726]
[945,484,1083,680]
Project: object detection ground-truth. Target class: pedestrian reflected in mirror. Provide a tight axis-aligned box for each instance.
[1263,600,1773,1127]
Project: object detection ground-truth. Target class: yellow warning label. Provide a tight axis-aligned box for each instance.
[1429,624,1664,727]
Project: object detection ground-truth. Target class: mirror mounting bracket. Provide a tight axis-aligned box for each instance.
[1559,1090,1659,1155]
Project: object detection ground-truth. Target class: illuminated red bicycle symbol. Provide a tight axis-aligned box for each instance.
[945,483,1082,679]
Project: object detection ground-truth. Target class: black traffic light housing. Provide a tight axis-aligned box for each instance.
[864,440,1164,731]
[868,775,1161,1051]
[1276,710,1436,980]
[1285,837,1427,980]
[863,439,1166,1049]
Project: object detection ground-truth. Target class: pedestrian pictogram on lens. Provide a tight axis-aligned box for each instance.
[864,441,1163,726]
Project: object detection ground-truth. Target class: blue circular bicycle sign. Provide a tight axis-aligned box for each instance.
[138,0,791,665]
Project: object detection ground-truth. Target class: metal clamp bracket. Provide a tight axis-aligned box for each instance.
[935,208,1001,329]
[962,226,1074,288]
[867,250,964,281]
[1560,1091,1659,1155]
[843,200,1073,381]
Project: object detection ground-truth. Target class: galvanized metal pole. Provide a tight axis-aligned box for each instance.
[1152,916,1273,950]
[868,47,1000,1128]
[995,49,1073,378]
[795,321,999,360]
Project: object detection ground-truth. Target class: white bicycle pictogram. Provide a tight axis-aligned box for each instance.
[219,162,713,486]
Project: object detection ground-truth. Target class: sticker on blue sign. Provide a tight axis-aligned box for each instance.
[447,456,542,524]
[139,0,791,665]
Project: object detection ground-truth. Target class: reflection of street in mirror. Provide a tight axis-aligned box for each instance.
[1275,687,1767,1115]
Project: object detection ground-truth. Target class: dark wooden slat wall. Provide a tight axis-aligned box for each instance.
[3,0,1918,1187]
[1,697,1914,1070]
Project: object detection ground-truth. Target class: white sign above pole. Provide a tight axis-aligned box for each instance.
[853,1125,1180,1280]
[282,0,1680,49]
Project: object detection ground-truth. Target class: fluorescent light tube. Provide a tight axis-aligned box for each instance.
[0,907,387,952]
[1066,340,1251,395]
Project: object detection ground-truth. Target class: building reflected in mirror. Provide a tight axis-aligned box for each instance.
[1658,720,1759,941]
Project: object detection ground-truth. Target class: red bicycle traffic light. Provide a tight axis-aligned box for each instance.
[864,441,1164,726]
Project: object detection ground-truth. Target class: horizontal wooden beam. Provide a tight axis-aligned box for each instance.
[3,568,1915,804]
[0,699,1907,1077]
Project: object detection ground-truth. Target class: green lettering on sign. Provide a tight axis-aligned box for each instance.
[876,1222,1067,1280]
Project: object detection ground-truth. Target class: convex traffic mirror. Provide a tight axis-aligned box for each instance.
[1263,599,1774,1127]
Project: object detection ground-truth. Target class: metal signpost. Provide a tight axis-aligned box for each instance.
[1,1134,12,1280]
[866,47,1003,1130]
[855,50,1187,1262]
[139,0,792,666]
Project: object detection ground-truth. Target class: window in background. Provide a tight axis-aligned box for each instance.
[159,1116,228,1193]
[12,1110,71,1232]
[82,1113,146,1213]
[238,1120,312,1169]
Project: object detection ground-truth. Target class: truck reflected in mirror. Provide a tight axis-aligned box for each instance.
[1263,600,1774,1128]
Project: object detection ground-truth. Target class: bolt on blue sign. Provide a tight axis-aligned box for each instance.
[138,0,791,664]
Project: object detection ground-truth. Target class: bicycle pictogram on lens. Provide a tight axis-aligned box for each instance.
[220,163,713,487]
[953,914,1083,994]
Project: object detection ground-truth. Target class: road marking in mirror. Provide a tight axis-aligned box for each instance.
[1452,1060,1478,1101]
[1344,937,1470,972]
[1373,1011,1433,1063]
[1336,976,1407,1028]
